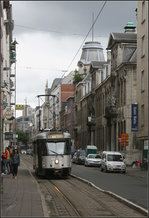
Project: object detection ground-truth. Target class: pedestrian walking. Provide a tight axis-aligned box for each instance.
[1,152,7,175]
[8,146,13,173]
[4,147,10,174]
[11,149,20,179]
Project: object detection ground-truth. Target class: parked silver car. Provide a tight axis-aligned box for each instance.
[85,154,102,167]
[72,150,86,165]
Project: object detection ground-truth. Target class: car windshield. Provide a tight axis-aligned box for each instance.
[107,154,123,162]
[46,142,65,155]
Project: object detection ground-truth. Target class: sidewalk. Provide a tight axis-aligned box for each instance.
[126,165,148,179]
[1,164,45,217]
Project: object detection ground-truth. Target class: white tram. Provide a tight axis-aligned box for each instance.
[32,129,72,178]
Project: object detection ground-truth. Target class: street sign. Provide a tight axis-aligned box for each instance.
[15,104,24,110]
[5,132,13,140]
[4,109,13,120]
[117,136,121,142]
[131,104,138,132]
[121,133,129,146]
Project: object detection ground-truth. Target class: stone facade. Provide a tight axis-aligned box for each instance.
[136,1,148,159]
[74,24,141,164]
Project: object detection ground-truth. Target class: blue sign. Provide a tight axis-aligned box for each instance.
[131,104,138,131]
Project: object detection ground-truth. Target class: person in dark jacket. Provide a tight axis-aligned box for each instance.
[1,152,7,174]
[11,149,20,179]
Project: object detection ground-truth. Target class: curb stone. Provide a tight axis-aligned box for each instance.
[71,174,148,217]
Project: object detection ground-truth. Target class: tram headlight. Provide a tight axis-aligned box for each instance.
[55,159,59,164]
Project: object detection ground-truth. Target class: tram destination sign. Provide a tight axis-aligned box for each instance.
[48,134,64,139]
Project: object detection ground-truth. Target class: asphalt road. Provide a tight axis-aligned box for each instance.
[71,163,148,210]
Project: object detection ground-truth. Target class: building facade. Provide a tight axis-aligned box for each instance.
[136,0,148,160]
[0,1,16,150]
[74,23,141,164]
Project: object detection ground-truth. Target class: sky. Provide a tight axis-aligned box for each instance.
[10,1,137,116]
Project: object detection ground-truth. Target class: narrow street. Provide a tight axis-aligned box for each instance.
[1,1,149,217]
[2,155,147,217]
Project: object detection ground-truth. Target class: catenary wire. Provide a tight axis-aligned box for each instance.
[65,0,107,75]
[15,24,107,38]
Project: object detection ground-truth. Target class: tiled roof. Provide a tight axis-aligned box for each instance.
[112,32,137,41]
[107,32,137,49]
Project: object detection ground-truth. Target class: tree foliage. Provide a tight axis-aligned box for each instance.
[16,129,28,144]
[73,69,83,84]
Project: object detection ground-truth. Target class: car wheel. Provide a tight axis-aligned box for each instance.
[100,166,103,172]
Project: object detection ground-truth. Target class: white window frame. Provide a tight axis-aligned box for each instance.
[142,1,146,22]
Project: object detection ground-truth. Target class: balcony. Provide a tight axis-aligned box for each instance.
[104,106,118,119]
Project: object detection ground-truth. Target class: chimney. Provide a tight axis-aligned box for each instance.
[124,22,136,33]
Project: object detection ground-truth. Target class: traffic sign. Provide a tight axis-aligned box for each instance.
[121,133,129,146]
[4,109,13,120]
[5,132,13,140]
[15,104,24,110]
[117,136,121,142]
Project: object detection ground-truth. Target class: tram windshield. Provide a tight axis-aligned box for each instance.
[46,141,70,155]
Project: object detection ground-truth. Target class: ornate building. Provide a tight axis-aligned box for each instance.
[136,0,148,160]
[74,23,141,164]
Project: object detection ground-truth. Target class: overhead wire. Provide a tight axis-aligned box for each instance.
[65,0,107,74]
[15,1,107,81]
[15,24,107,38]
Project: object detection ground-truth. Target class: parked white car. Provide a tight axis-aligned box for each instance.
[85,154,102,167]
[100,151,126,173]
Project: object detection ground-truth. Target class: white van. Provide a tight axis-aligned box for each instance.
[101,151,126,173]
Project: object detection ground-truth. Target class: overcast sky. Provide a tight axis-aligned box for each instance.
[11,1,137,115]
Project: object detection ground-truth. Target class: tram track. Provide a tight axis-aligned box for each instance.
[37,177,146,217]
[57,178,117,216]
[21,155,147,217]
[38,179,82,217]
[47,178,118,217]
[21,155,81,216]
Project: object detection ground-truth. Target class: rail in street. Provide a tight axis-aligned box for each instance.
[20,155,147,217]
